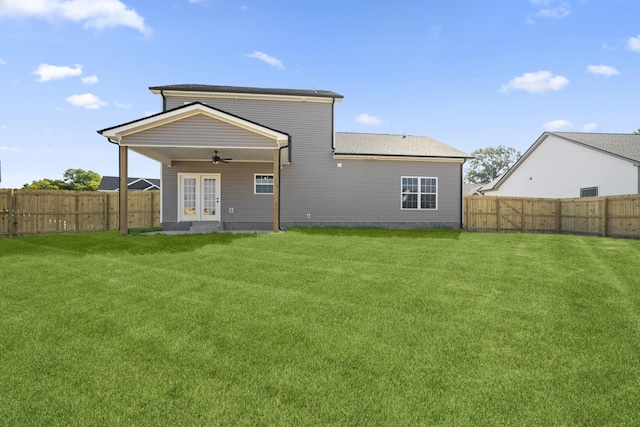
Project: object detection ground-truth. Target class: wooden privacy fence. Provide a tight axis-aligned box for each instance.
[464,195,640,238]
[0,189,160,237]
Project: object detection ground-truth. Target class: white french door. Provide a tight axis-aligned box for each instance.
[179,174,220,221]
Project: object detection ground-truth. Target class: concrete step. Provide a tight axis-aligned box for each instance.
[189,221,223,233]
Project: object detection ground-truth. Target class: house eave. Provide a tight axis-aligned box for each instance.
[333,153,469,163]
[150,89,342,104]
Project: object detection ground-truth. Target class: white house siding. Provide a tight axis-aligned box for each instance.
[491,135,639,198]
[161,94,463,229]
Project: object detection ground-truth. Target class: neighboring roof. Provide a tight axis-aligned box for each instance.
[552,132,640,163]
[334,132,472,159]
[474,174,503,193]
[463,183,487,195]
[149,84,344,100]
[99,176,160,191]
[484,132,640,193]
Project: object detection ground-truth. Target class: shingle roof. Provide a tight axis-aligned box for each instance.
[98,176,160,191]
[149,84,344,100]
[552,132,640,163]
[334,132,471,159]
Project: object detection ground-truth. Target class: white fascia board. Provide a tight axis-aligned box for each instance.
[333,154,466,163]
[101,104,289,145]
[151,89,341,104]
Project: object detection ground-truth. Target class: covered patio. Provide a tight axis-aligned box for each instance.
[98,102,290,235]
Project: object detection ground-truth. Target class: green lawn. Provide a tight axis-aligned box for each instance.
[1,229,639,426]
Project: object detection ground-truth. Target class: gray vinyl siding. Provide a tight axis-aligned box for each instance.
[162,94,462,229]
[124,114,277,148]
[162,161,273,224]
[281,158,461,228]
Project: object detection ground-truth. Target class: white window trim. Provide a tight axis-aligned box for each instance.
[401,176,438,210]
[254,174,274,195]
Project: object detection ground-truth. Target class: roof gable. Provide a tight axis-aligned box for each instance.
[98,102,289,144]
[486,132,640,192]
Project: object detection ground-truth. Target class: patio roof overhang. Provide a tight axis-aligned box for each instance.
[98,102,290,166]
[97,102,289,235]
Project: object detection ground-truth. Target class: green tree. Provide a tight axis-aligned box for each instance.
[23,168,101,191]
[63,168,101,191]
[22,179,68,190]
[465,145,521,184]
[633,129,640,135]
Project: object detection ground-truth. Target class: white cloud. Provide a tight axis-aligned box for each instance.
[627,36,640,52]
[0,0,149,34]
[33,63,82,82]
[582,123,598,132]
[543,119,574,131]
[65,93,107,109]
[245,51,284,70]
[0,146,19,152]
[536,4,570,19]
[81,75,99,84]
[500,70,569,94]
[587,65,619,77]
[0,58,6,65]
[114,101,132,108]
[356,113,386,126]
[527,0,571,23]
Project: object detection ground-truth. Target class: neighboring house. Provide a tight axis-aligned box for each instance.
[98,176,160,191]
[98,84,471,233]
[483,132,640,198]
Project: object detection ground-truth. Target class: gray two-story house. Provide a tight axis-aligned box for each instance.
[99,84,471,233]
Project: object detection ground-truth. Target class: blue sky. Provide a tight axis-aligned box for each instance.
[1,0,639,188]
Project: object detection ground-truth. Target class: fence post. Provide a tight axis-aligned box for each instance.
[150,191,155,228]
[496,197,501,232]
[10,189,17,237]
[602,197,608,237]
[75,193,80,231]
[102,193,109,231]
[556,199,561,234]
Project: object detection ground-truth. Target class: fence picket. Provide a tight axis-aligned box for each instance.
[464,195,640,239]
[0,189,160,237]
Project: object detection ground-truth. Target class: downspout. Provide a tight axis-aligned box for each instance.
[331,98,335,151]
[277,142,287,231]
[160,90,166,111]
[460,159,466,230]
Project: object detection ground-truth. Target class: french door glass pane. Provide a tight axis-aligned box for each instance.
[183,178,196,216]
[202,178,216,216]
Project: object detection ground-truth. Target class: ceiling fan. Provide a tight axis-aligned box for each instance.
[212,150,232,164]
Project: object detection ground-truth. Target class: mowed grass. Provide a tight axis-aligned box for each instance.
[1,229,639,426]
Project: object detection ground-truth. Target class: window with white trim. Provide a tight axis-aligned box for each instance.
[254,174,274,194]
[401,177,437,210]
